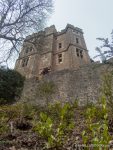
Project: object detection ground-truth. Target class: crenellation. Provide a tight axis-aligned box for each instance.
[45,25,57,35]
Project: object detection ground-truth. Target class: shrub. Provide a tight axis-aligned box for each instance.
[0,68,24,104]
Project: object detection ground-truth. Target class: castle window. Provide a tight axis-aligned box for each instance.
[59,43,62,49]
[80,50,83,58]
[76,38,79,44]
[76,48,79,57]
[76,49,83,58]
[58,53,63,63]
[22,57,29,67]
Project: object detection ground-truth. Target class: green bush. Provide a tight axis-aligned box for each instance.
[0,68,24,104]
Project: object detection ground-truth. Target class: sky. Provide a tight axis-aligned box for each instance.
[47,0,113,60]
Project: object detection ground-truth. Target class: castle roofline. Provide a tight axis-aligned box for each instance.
[24,24,84,41]
[57,24,83,36]
[24,31,45,42]
[66,24,83,33]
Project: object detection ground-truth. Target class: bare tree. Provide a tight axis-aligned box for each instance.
[0,0,53,65]
[94,31,113,63]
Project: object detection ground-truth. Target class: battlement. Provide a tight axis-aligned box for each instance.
[25,24,83,41]
[45,25,57,35]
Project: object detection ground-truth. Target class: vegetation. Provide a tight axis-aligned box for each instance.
[36,81,55,105]
[0,101,76,149]
[0,67,24,104]
[33,102,75,149]
[0,99,113,149]
[82,72,113,149]
[101,73,113,113]
[0,73,113,149]
[94,31,113,63]
[0,0,53,65]
[82,96,111,149]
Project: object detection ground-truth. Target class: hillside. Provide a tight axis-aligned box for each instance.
[0,96,113,149]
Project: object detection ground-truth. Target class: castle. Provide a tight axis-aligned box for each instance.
[15,24,91,78]
[15,24,113,105]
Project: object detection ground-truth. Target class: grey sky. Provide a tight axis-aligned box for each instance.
[48,0,113,60]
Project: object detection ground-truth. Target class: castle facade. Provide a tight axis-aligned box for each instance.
[15,24,91,78]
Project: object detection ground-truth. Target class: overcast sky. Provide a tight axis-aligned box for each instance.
[47,0,113,60]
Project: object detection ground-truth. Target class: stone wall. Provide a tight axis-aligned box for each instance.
[20,63,113,106]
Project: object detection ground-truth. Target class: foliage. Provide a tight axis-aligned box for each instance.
[36,81,55,105]
[1,75,113,149]
[21,103,36,119]
[34,112,54,148]
[82,72,113,146]
[101,73,113,113]
[94,31,113,63]
[0,116,9,134]
[82,96,111,149]
[0,0,53,64]
[0,102,36,134]
[33,102,75,149]
[0,105,16,134]
[0,68,24,104]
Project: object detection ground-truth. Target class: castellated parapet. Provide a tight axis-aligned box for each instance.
[15,24,91,78]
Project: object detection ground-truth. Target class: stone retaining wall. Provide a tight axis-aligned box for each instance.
[20,63,113,106]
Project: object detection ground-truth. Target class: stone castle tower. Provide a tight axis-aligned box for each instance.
[15,24,91,78]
